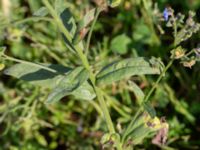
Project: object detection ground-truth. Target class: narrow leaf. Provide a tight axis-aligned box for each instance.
[55,0,66,15]
[46,67,89,103]
[4,63,70,88]
[128,81,144,105]
[78,8,96,30]
[96,57,163,85]
[4,63,95,101]
[143,102,156,118]
[0,47,6,55]
[108,0,122,8]
[71,82,96,101]
[33,7,49,17]
[72,8,96,44]
[59,7,76,38]
[55,4,84,51]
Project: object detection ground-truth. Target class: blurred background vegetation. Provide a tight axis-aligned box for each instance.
[0,0,200,149]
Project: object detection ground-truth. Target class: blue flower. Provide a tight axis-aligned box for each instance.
[163,8,169,21]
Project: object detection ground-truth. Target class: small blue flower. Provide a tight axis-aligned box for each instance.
[163,8,169,21]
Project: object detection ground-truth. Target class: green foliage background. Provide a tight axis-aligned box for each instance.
[0,0,200,149]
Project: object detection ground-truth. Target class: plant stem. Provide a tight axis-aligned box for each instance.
[42,0,90,70]
[121,107,143,144]
[143,59,174,103]
[173,13,178,47]
[13,17,53,26]
[185,49,195,57]
[142,0,160,45]
[85,8,101,56]
[95,87,115,133]
[42,0,72,42]
[42,0,116,138]
[143,11,178,103]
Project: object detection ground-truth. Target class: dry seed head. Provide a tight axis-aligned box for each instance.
[171,46,185,59]
[183,59,196,68]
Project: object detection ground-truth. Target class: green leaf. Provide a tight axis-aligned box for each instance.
[46,67,89,103]
[108,0,122,8]
[72,8,96,44]
[78,8,96,30]
[143,102,156,118]
[4,63,96,101]
[54,2,83,51]
[110,34,131,54]
[128,125,151,145]
[133,22,151,44]
[71,82,96,101]
[128,81,144,105]
[33,7,49,17]
[55,2,76,38]
[54,0,66,15]
[0,47,6,55]
[96,57,163,85]
[4,63,70,89]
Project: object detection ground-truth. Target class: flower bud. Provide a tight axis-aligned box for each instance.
[182,59,196,68]
[170,46,185,59]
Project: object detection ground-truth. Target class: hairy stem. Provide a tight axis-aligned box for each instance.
[95,87,115,133]
[42,0,116,138]
[143,59,174,103]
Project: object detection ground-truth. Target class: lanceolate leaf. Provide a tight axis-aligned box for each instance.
[33,7,49,17]
[72,8,96,44]
[60,8,77,38]
[4,63,96,101]
[128,81,144,105]
[54,0,76,38]
[46,67,89,103]
[55,0,66,15]
[72,82,96,101]
[78,8,96,30]
[4,63,70,88]
[96,57,163,85]
[108,0,122,8]
[54,2,85,51]
[143,102,156,118]
[0,47,6,55]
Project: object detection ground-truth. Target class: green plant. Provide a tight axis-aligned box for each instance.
[0,0,199,149]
